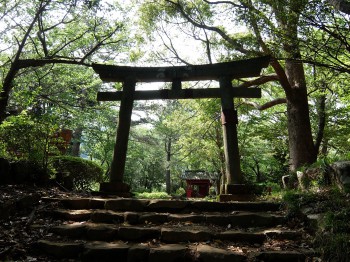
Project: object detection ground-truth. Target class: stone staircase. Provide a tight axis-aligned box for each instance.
[31,196,316,261]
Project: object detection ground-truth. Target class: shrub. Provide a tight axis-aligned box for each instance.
[134,191,170,199]
[175,187,186,196]
[51,156,104,191]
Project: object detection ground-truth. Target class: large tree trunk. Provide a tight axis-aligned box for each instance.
[285,61,317,171]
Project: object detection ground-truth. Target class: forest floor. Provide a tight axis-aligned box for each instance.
[0,185,87,261]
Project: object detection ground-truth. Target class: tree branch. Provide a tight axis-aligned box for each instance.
[242,98,287,111]
[328,0,350,15]
[238,74,279,88]
[16,59,91,69]
[164,0,256,55]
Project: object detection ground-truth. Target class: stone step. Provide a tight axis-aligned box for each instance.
[47,222,301,244]
[42,197,281,213]
[47,209,285,228]
[34,240,315,262]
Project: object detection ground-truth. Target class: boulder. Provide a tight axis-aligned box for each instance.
[331,161,350,193]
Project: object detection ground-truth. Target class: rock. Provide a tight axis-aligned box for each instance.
[90,210,124,223]
[168,214,205,223]
[81,241,129,262]
[127,244,150,262]
[218,231,265,244]
[147,200,189,212]
[124,212,139,225]
[263,229,302,240]
[148,244,188,262]
[205,214,230,226]
[105,199,149,212]
[61,198,91,209]
[50,223,87,238]
[86,224,118,241]
[255,250,310,262]
[161,228,213,243]
[139,213,168,224]
[51,209,92,221]
[331,161,350,192]
[196,244,246,262]
[89,198,106,209]
[118,226,160,241]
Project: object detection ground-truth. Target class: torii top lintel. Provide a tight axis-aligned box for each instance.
[92,56,271,83]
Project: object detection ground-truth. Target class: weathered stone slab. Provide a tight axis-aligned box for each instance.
[161,228,213,243]
[263,229,302,240]
[196,244,246,262]
[190,201,230,212]
[147,200,189,212]
[81,241,129,262]
[35,240,84,258]
[90,210,124,223]
[89,198,106,209]
[255,250,310,262]
[61,198,91,209]
[168,214,205,223]
[228,212,284,228]
[218,230,265,244]
[124,212,139,225]
[127,244,150,262]
[148,244,188,262]
[105,199,149,212]
[139,213,169,224]
[118,226,160,241]
[86,224,118,241]
[50,223,87,238]
[205,214,230,226]
[51,209,92,221]
[229,201,281,212]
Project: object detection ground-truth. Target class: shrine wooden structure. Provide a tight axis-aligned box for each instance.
[92,56,270,197]
[181,170,214,198]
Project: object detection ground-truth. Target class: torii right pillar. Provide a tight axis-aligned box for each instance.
[219,77,253,201]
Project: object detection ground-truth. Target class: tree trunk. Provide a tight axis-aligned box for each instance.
[165,138,171,194]
[71,127,83,157]
[315,93,327,154]
[285,60,317,171]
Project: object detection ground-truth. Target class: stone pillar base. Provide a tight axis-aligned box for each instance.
[99,182,132,197]
[219,184,255,202]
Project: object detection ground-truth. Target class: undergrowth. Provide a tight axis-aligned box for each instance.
[282,187,350,261]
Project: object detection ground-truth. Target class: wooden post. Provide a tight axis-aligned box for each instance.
[219,77,243,189]
[109,79,136,183]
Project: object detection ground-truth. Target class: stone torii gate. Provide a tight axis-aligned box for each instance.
[92,56,270,199]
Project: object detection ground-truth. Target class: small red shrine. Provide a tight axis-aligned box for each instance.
[181,170,214,198]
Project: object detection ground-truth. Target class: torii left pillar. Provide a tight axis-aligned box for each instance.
[99,79,136,197]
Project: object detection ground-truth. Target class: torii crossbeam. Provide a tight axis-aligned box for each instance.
[93,56,270,198]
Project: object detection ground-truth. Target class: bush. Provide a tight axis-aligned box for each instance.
[134,191,170,199]
[175,187,186,196]
[51,156,104,191]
